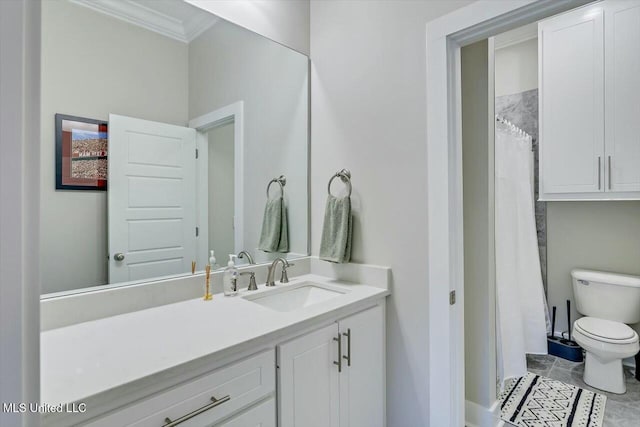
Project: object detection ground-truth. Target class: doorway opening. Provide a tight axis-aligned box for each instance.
[425,1,596,425]
[189,101,245,269]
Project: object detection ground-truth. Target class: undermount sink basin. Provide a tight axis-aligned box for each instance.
[243,282,347,312]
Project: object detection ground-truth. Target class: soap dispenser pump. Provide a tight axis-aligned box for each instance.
[223,255,239,296]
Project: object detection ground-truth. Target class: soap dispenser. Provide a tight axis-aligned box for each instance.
[223,255,239,296]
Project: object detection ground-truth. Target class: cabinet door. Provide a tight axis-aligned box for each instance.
[278,324,340,427]
[539,4,604,195]
[605,0,640,192]
[338,305,385,427]
[216,397,275,427]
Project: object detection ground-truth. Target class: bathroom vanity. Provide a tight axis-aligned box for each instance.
[40,264,389,426]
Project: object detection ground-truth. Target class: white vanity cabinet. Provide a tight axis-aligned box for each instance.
[82,350,276,427]
[278,305,385,427]
[539,0,640,200]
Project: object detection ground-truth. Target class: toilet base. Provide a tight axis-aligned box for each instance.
[583,352,626,394]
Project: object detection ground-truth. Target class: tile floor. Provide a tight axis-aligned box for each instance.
[526,354,640,427]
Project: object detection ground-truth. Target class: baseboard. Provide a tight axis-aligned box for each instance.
[465,399,501,427]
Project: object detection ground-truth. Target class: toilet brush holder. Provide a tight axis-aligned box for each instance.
[546,303,583,362]
[547,336,583,362]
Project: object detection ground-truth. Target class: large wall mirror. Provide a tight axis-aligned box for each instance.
[40,0,309,296]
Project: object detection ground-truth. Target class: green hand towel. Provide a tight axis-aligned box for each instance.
[319,195,352,263]
[258,196,289,253]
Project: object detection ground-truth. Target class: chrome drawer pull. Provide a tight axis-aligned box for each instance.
[333,335,342,373]
[342,329,351,367]
[162,395,230,427]
[598,156,602,190]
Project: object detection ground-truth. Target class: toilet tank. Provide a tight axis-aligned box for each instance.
[571,269,640,324]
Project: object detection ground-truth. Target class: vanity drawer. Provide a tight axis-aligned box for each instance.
[84,349,275,427]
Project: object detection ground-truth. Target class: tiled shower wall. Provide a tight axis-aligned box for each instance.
[495,89,547,291]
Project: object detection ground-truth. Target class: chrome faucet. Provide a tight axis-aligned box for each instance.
[265,258,289,287]
[237,250,255,265]
[240,271,258,291]
[280,262,295,283]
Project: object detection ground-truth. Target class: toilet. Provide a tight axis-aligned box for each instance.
[571,269,640,394]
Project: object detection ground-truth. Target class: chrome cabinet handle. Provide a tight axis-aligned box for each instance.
[114,253,125,262]
[333,335,342,373]
[608,156,612,190]
[598,156,602,190]
[162,395,230,427]
[342,329,351,367]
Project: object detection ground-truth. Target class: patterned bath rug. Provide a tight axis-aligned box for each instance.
[499,372,606,427]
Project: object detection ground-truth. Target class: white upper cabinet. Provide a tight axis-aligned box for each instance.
[539,4,604,197]
[539,0,640,200]
[605,0,640,193]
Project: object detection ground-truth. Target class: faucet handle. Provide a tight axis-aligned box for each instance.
[280,263,295,283]
[240,271,258,291]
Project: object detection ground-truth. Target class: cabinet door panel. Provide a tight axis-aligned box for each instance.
[339,305,385,427]
[605,0,640,192]
[278,324,340,427]
[539,4,604,195]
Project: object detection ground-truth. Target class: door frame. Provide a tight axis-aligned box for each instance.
[0,1,41,425]
[425,1,593,425]
[189,101,245,269]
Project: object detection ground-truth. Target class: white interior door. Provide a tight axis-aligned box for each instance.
[108,114,197,284]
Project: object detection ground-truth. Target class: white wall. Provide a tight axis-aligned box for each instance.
[40,0,189,294]
[0,0,41,425]
[495,38,538,96]
[185,0,310,55]
[309,1,472,424]
[547,202,640,334]
[462,40,497,409]
[189,19,309,261]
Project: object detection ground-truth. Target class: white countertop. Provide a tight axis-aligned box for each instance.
[40,274,388,407]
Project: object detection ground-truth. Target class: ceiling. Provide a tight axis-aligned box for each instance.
[69,0,220,43]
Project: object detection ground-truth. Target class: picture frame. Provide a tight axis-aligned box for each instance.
[55,113,108,191]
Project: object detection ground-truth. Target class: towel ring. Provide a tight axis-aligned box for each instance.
[328,169,352,197]
[266,175,286,198]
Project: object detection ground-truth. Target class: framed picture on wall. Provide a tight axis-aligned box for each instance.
[55,114,108,191]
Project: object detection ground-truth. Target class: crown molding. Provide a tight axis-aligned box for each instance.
[183,8,219,42]
[69,0,217,43]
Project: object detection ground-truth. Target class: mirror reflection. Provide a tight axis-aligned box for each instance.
[40,0,309,295]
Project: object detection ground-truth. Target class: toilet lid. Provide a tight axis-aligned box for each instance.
[575,317,637,342]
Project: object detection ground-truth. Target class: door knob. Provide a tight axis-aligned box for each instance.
[114,253,125,261]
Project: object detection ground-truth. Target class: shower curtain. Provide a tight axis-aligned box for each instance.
[495,119,548,387]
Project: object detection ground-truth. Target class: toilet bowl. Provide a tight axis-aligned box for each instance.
[572,317,639,394]
[571,269,640,394]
